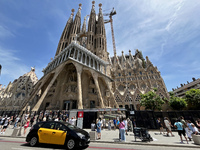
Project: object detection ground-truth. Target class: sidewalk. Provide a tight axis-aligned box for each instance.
[85,129,200,148]
[0,126,200,148]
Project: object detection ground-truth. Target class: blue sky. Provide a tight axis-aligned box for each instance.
[0,0,200,92]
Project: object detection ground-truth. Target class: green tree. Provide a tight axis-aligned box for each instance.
[169,92,187,110]
[185,89,200,110]
[140,88,165,110]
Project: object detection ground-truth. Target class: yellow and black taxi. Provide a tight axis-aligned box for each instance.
[26,121,90,150]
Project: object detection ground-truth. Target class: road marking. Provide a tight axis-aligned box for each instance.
[88,146,138,150]
[12,148,33,150]
[0,140,26,144]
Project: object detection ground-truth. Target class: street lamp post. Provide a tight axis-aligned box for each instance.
[0,64,2,75]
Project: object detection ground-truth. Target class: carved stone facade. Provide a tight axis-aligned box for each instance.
[0,2,169,112]
[0,68,38,111]
[110,50,169,110]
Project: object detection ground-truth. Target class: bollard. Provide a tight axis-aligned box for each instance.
[89,131,96,140]
[11,128,19,137]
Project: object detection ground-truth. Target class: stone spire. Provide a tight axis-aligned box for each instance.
[69,4,82,44]
[87,1,96,52]
[82,16,87,33]
[55,9,74,56]
[95,3,108,61]
[129,50,134,62]
[121,51,126,68]
[146,56,152,66]
[80,16,87,47]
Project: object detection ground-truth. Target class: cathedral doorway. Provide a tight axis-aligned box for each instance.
[90,100,95,108]
[130,104,135,110]
[63,100,77,110]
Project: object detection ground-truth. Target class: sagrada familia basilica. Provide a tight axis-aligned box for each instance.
[0,2,169,113]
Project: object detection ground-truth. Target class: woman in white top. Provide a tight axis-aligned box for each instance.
[123,118,128,135]
[191,123,200,135]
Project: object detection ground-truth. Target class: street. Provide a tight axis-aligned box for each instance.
[0,137,195,150]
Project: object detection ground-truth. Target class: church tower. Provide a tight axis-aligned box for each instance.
[95,3,108,61]
[87,1,96,53]
[55,9,74,56]
[69,4,82,44]
[19,2,118,113]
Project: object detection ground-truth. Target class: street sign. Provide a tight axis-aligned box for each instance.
[77,111,84,129]
[130,111,135,115]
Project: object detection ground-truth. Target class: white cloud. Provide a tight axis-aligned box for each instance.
[0,25,15,38]
[0,47,29,84]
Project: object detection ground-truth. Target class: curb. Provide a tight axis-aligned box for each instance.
[1,135,199,149]
[90,140,200,149]
[0,135,26,139]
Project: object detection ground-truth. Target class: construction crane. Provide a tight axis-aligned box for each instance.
[104,8,117,57]
[0,64,2,75]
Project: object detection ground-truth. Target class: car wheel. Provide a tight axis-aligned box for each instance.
[29,136,38,147]
[66,138,75,150]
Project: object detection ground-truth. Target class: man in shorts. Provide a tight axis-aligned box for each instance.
[174,119,188,144]
[164,117,174,136]
[0,117,10,134]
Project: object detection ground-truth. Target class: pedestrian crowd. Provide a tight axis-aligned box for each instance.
[0,110,200,145]
[0,110,77,136]
[157,116,200,144]
[92,117,134,142]
[91,115,200,143]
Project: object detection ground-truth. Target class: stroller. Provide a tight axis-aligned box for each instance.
[133,127,153,142]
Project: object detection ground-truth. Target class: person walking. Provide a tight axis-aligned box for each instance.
[191,123,200,135]
[13,115,20,128]
[195,118,200,131]
[113,118,116,130]
[123,118,128,135]
[127,118,132,132]
[117,119,121,140]
[96,118,102,139]
[186,120,193,141]
[180,116,189,140]
[23,117,30,136]
[0,117,10,134]
[9,116,14,128]
[0,116,5,129]
[132,118,136,128]
[164,117,174,137]
[69,116,76,126]
[157,118,164,134]
[30,116,35,127]
[174,119,188,144]
[119,118,126,142]
[43,115,47,121]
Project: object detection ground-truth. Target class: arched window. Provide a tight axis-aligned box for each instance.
[125,95,132,102]
[135,94,141,101]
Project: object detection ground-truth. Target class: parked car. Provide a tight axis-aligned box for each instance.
[26,121,90,150]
